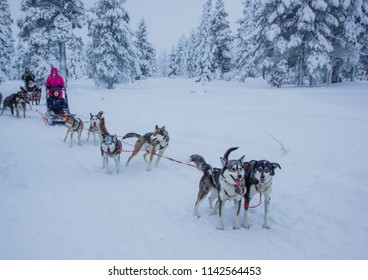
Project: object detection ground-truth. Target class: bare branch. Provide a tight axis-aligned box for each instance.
[265,130,287,155]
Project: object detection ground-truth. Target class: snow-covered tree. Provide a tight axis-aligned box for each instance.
[329,0,368,83]
[357,0,368,80]
[88,0,140,88]
[195,0,214,83]
[134,18,156,79]
[17,0,86,83]
[156,49,169,77]
[0,0,15,82]
[211,0,233,79]
[286,0,337,86]
[234,0,263,81]
[67,36,87,80]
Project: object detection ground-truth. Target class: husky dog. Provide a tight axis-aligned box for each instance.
[18,87,32,110]
[86,111,104,145]
[63,115,84,147]
[189,154,219,218]
[30,86,42,105]
[1,93,19,116]
[189,147,246,230]
[101,134,122,174]
[1,92,29,118]
[122,125,169,171]
[243,160,281,230]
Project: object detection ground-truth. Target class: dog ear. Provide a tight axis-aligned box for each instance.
[90,113,93,118]
[161,126,165,130]
[155,125,159,130]
[113,134,117,141]
[220,157,227,167]
[270,162,281,175]
[239,155,245,162]
[272,162,281,170]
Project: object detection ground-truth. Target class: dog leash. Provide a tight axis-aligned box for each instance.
[120,145,198,169]
[243,192,262,209]
[35,109,49,125]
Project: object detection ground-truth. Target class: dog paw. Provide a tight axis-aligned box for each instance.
[232,224,241,230]
[243,224,252,230]
[262,224,271,230]
[216,223,224,230]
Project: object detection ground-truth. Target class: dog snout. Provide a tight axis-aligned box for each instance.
[237,174,243,179]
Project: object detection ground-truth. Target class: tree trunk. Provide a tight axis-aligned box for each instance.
[351,65,356,82]
[298,51,304,87]
[59,41,67,86]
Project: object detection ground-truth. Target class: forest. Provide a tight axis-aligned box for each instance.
[1,0,367,88]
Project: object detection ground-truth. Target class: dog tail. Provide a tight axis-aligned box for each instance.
[122,132,141,139]
[188,154,213,174]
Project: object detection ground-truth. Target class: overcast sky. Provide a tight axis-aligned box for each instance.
[9,0,244,51]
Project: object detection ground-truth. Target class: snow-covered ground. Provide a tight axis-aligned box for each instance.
[0,78,367,260]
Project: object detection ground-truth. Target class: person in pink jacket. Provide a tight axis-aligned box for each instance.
[45,67,65,97]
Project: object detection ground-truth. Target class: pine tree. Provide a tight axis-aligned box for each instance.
[135,18,156,79]
[357,0,368,80]
[67,36,87,80]
[0,0,15,82]
[156,49,169,77]
[286,0,337,86]
[195,0,214,83]
[211,0,233,79]
[235,0,263,81]
[88,0,140,88]
[17,0,86,83]
[330,0,368,83]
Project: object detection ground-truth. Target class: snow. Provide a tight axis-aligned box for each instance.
[0,78,367,260]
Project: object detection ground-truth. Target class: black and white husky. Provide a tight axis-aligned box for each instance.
[243,160,281,229]
[189,147,246,230]
[86,111,104,145]
[100,134,122,174]
[122,125,169,171]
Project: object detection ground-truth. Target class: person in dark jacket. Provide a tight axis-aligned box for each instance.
[21,68,36,91]
[47,89,67,114]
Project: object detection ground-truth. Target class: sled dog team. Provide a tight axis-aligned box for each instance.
[82,112,281,230]
[2,106,281,231]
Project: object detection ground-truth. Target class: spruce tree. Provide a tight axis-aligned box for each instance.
[195,0,214,83]
[0,0,15,82]
[235,0,263,81]
[211,0,233,79]
[88,0,140,88]
[17,0,85,82]
[135,18,156,79]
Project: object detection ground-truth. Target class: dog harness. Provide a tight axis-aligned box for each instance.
[105,139,122,156]
[158,135,169,150]
[69,117,82,132]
